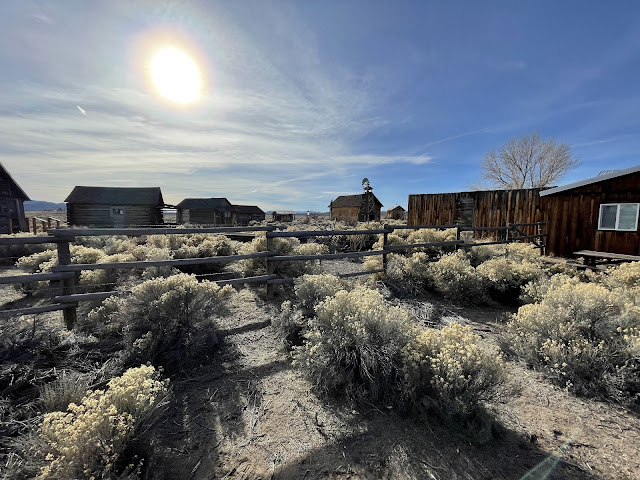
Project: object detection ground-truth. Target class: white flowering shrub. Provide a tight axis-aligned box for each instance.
[171,234,235,259]
[16,249,58,273]
[426,251,488,303]
[385,252,433,294]
[87,274,233,368]
[371,233,405,251]
[293,274,347,311]
[294,287,415,403]
[601,261,640,290]
[466,243,506,266]
[38,365,169,479]
[402,322,505,415]
[505,282,640,400]
[406,228,457,254]
[476,258,543,302]
[520,273,580,304]
[505,242,540,262]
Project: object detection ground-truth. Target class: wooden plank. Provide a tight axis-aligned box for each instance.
[509,222,545,227]
[0,272,74,285]
[215,274,277,286]
[459,226,509,232]
[337,269,384,278]
[56,239,77,330]
[385,240,463,251]
[0,236,72,245]
[48,226,275,236]
[267,229,389,238]
[54,291,125,303]
[0,304,68,318]
[461,241,510,248]
[387,224,458,230]
[266,277,295,285]
[270,250,386,262]
[51,251,277,272]
[509,234,548,241]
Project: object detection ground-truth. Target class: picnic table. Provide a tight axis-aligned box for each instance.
[573,250,640,267]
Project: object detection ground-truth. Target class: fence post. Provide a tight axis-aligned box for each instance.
[455,224,461,251]
[505,222,510,243]
[266,231,275,299]
[47,218,52,230]
[32,218,36,235]
[56,237,77,329]
[382,225,389,274]
[56,220,61,229]
[8,218,12,234]
[25,217,29,233]
[42,220,47,233]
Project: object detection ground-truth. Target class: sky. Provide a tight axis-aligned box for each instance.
[1,0,640,211]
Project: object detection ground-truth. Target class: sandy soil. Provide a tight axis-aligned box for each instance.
[143,288,640,480]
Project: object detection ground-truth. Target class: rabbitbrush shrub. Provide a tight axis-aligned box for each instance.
[402,322,505,416]
[506,282,640,401]
[426,251,488,303]
[294,287,415,404]
[88,274,233,367]
[38,365,169,480]
[293,274,347,311]
[476,257,543,302]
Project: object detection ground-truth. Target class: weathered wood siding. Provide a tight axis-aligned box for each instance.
[543,172,640,257]
[331,206,381,222]
[408,189,546,236]
[0,179,27,233]
[67,204,162,227]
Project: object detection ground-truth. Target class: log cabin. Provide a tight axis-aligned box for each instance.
[176,198,234,225]
[0,162,29,233]
[329,194,383,222]
[386,205,405,220]
[65,186,164,227]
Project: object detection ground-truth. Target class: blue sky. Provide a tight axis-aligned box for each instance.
[1,1,639,210]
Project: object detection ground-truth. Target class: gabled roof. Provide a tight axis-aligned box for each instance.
[232,205,264,215]
[387,205,405,211]
[176,198,233,211]
[65,186,163,205]
[0,162,30,201]
[329,194,383,208]
[540,165,640,197]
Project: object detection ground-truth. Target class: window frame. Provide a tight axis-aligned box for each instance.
[111,207,125,216]
[597,203,639,232]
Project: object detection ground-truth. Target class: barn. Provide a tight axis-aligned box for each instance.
[65,186,164,227]
[540,165,640,257]
[329,194,383,222]
[232,205,265,226]
[176,198,234,225]
[386,205,405,220]
[0,162,30,234]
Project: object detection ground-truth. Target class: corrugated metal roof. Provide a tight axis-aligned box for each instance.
[540,165,640,196]
[329,194,383,208]
[176,198,233,211]
[233,205,264,215]
[0,162,30,201]
[598,169,620,176]
[65,186,163,205]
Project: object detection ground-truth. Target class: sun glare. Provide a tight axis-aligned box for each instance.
[150,47,201,104]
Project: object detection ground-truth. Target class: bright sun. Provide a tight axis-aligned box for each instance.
[150,47,201,104]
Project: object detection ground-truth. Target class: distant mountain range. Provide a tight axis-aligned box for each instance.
[24,201,66,211]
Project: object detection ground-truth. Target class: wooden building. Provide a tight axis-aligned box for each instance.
[176,198,234,225]
[65,186,164,227]
[408,188,545,227]
[540,166,640,257]
[386,205,405,220]
[329,194,383,222]
[272,211,296,222]
[0,162,29,234]
[232,205,265,225]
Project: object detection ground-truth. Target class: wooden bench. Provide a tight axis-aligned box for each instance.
[573,250,640,267]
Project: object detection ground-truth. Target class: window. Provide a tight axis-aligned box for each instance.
[111,207,125,215]
[598,203,639,231]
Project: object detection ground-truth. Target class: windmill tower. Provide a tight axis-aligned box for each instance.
[359,178,376,221]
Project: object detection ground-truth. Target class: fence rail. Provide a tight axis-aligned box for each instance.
[0,221,545,326]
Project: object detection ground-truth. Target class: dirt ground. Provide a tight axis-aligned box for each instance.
[1,261,639,480]
[143,287,640,480]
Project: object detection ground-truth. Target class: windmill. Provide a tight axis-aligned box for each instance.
[359,178,376,221]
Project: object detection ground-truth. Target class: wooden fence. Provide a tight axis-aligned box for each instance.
[0,222,545,328]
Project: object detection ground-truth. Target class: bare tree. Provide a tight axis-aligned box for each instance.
[481,133,579,189]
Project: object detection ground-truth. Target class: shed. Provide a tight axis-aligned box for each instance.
[176,198,234,225]
[329,194,383,222]
[540,165,640,257]
[386,205,405,220]
[272,211,296,222]
[0,162,30,233]
[232,205,265,225]
[65,186,164,227]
